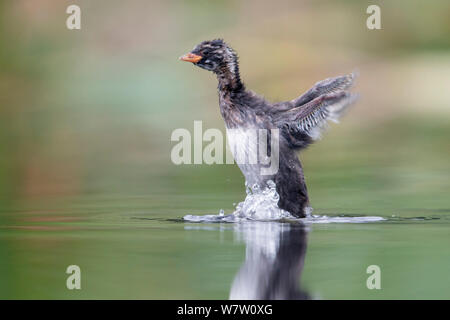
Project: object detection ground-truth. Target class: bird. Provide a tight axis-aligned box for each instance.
[180,39,357,218]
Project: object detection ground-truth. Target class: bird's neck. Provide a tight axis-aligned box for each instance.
[215,55,244,94]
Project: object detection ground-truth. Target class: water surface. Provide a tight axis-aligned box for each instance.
[1,118,449,299]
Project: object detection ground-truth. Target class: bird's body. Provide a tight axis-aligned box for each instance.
[218,87,310,217]
[180,39,357,218]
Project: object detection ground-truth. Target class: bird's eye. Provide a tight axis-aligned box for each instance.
[203,50,211,55]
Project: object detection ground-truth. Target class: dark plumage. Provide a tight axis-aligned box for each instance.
[180,39,357,218]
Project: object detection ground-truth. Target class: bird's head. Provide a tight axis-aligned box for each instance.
[179,39,237,73]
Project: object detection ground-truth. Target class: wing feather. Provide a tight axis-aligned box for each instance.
[292,72,357,107]
[276,91,358,145]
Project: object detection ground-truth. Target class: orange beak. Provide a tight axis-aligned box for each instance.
[179,52,202,63]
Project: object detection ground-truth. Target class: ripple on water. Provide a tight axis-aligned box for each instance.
[183,180,385,224]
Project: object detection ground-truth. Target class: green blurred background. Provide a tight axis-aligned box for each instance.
[0,0,449,299]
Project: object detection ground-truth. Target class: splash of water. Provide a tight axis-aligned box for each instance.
[233,180,294,220]
[184,180,294,222]
[183,180,384,223]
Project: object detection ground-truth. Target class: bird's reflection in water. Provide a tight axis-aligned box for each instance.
[230,222,310,300]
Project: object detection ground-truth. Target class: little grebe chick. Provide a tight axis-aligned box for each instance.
[180,39,357,218]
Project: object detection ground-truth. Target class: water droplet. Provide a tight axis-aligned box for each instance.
[266,180,276,189]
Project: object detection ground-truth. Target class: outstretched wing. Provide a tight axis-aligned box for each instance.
[272,73,357,112]
[291,73,356,107]
[274,84,358,149]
